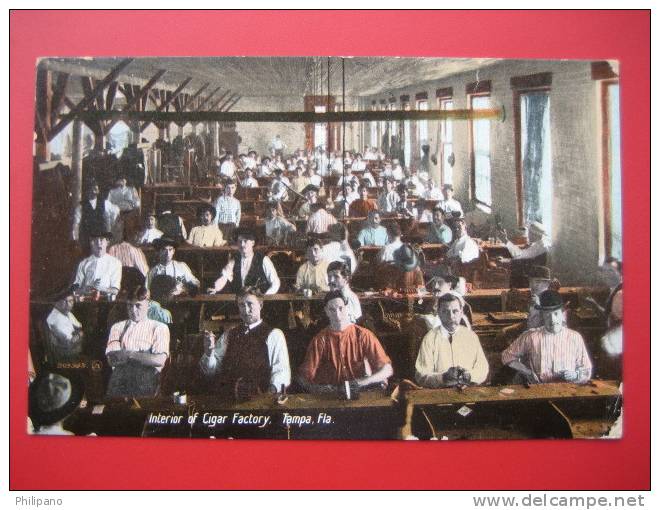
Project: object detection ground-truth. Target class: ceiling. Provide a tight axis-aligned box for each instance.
[39,56,500,101]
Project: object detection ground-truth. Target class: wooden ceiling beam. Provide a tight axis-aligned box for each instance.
[194,86,222,111]
[217,93,239,112]
[140,77,192,131]
[105,69,167,133]
[223,95,242,112]
[182,83,209,111]
[206,90,231,112]
[48,57,133,141]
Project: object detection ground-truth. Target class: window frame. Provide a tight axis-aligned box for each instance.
[468,92,492,210]
[438,95,453,185]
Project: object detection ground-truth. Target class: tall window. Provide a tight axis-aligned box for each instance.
[370,104,378,149]
[416,99,428,157]
[470,94,492,207]
[438,97,453,185]
[603,82,622,259]
[403,102,411,168]
[518,91,553,233]
[314,105,327,150]
[389,102,397,157]
[379,104,387,151]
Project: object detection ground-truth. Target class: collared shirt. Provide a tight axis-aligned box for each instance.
[73,253,122,293]
[214,196,241,226]
[506,237,552,260]
[146,260,200,289]
[108,242,149,276]
[106,318,170,371]
[307,208,337,234]
[415,325,488,387]
[46,308,83,359]
[501,327,593,383]
[136,228,163,245]
[108,186,140,212]
[219,161,236,178]
[342,287,362,323]
[241,177,259,188]
[220,254,280,294]
[187,224,226,247]
[357,225,389,247]
[446,234,480,263]
[299,324,391,386]
[426,223,453,244]
[295,260,330,291]
[377,191,400,213]
[199,320,291,389]
[437,198,464,215]
[379,239,403,263]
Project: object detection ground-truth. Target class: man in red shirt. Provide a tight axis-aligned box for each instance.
[298,291,393,394]
[348,184,378,218]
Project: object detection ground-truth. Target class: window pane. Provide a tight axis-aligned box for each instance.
[440,99,453,185]
[417,100,428,157]
[314,105,327,150]
[520,91,552,235]
[471,95,491,206]
[609,84,622,259]
[403,103,411,168]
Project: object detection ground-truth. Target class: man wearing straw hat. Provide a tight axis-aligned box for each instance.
[501,289,592,385]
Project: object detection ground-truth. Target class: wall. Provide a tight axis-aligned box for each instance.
[362,60,609,286]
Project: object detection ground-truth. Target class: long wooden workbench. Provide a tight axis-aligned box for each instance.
[63,380,621,440]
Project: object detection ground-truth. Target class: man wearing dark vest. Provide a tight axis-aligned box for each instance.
[209,227,281,295]
[72,180,120,250]
[199,289,290,398]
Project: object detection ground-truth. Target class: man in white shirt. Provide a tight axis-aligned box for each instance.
[72,231,122,296]
[135,211,163,246]
[214,179,241,240]
[446,218,480,263]
[72,181,120,250]
[322,223,358,274]
[240,168,259,188]
[46,288,84,362]
[209,228,281,295]
[500,221,552,261]
[199,289,290,397]
[390,159,405,181]
[188,204,227,248]
[108,176,140,212]
[415,292,489,387]
[437,184,463,215]
[379,223,403,263]
[377,177,400,213]
[269,135,287,157]
[327,261,362,323]
[424,179,443,200]
[146,237,200,295]
[219,152,237,179]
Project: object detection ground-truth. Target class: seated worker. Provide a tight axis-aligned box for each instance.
[214,179,241,240]
[264,201,297,246]
[379,244,425,293]
[147,274,177,324]
[415,292,489,388]
[437,184,463,215]
[290,165,310,194]
[307,202,338,234]
[327,261,362,324]
[158,203,188,243]
[108,238,150,278]
[187,203,227,248]
[199,288,291,396]
[598,289,623,380]
[322,223,358,274]
[584,257,623,324]
[295,237,330,293]
[445,217,480,263]
[420,270,472,331]
[146,237,200,295]
[72,231,122,296]
[356,210,389,247]
[135,210,163,246]
[240,167,259,188]
[45,287,84,363]
[297,184,320,220]
[424,179,443,200]
[348,184,378,218]
[28,371,83,435]
[425,206,453,245]
[501,289,593,384]
[209,227,281,295]
[377,177,400,213]
[498,221,552,261]
[379,223,403,263]
[105,286,170,398]
[417,198,434,224]
[108,175,141,212]
[298,291,393,393]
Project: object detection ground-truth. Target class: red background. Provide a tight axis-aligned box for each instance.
[10,10,650,490]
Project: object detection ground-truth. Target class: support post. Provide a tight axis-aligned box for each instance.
[70,119,84,209]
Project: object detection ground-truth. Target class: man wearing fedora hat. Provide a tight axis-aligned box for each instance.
[45,287,84,363]
[502,289,592,384]
[296,184,320,220]
[415,292,489,388]
[209,227,280,295]
[146,237,200,295]
[29,372,83,435]
[72,231,122,296]
[187,203,226,248]
[380,244,425,293]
